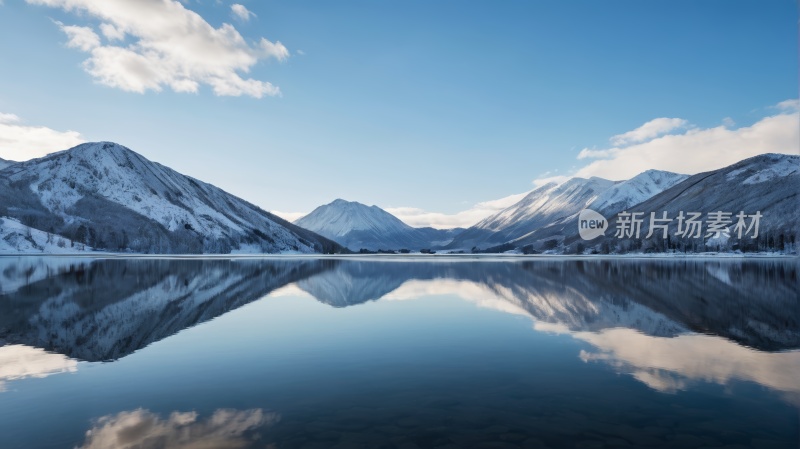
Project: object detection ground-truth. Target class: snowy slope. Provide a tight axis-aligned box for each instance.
[588,169,688,216]
[0,142,342,254]
[0,217,93,254]
[295,199,464,250]
[445,177,615,250]
[0,157,16,171]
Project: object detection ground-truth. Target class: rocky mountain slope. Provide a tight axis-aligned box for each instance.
[0,142,343,254]
[295,199,464,250]
[445,177,616,250]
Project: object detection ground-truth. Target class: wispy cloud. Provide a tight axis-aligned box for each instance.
[385,191,532,229]
[0,113,21,125]
[610,117,688,146]
[296,49,305,55]
[28,0,289,98]
[230,4,255,22]
[774,98,800,111]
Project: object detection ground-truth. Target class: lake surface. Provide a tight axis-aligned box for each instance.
[0,256,798,449]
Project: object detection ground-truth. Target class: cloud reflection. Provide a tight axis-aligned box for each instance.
[78,408,279,449]
[377,278,800,402]
[0,345,78,391]
[575,328,800,398]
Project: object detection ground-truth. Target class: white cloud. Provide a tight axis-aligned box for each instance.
[775,98,800,111]
[270,210,307,222]
[99,23,125,41]
[230,4,255,21]
[610,117,688,146]
[722,117,735,127]
[56,21,101,51]
[296,49,305,55]
[29,0,289,98]
[0,112,86,161]
[576,147,616,160]
[0,113,21,125]
[573,104,799,181]
[385,190,532,229]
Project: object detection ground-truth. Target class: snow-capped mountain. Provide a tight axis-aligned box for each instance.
[0,142,342,254]
[294,199,464,250]
[0,157,16,171]
[445,177,616,250]
[510,169,688,248]
[556,153,800,252]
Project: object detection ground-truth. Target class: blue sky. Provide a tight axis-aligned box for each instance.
[0,0,797,227]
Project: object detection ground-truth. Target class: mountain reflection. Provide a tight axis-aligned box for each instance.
[0,257,797,390]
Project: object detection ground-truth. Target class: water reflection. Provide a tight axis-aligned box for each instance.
[0,257,798,390]
[78,408,279,449]
[0,256,798,448]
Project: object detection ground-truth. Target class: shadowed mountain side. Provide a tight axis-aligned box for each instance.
[519,153,800,252]
[297,259,800,350]
[0,258,336,361]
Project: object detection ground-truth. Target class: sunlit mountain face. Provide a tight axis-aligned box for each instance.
[0,257,797,448]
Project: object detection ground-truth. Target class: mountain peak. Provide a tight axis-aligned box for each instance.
[587,169,689,215]
[295,199,463,250]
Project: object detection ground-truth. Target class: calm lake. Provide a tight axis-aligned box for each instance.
[0,256,798,449]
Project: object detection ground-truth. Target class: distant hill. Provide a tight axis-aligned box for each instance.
[0,142,343,254]
[294,199,464,251]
